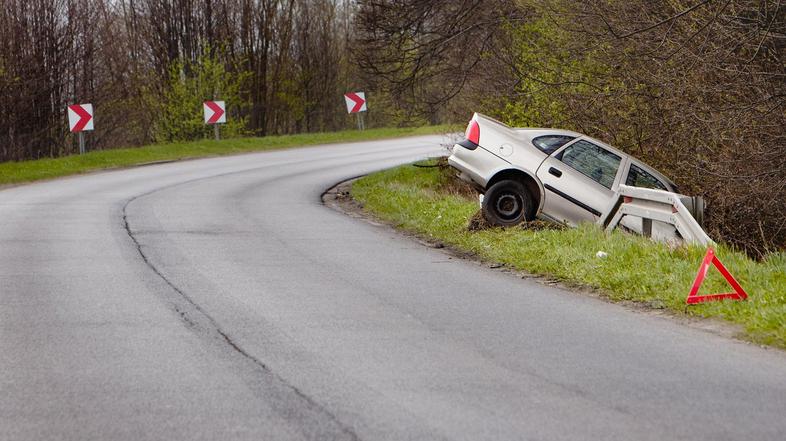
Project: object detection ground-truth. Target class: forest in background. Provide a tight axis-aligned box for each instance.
[0,0,386,161]
[2,0,785,255]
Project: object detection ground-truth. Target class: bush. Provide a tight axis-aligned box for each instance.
[150,52,249,142]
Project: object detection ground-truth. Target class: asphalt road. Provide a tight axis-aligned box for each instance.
[1,136,785,441]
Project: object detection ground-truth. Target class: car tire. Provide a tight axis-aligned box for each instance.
[481,180,533,227]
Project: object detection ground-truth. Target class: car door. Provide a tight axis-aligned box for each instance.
[536,139,623,225]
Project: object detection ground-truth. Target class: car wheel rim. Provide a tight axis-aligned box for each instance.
[496,193,521,220]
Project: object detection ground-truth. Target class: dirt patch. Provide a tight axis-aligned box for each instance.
[467,210,490,231]
[322,178,371,222]
[467,209,567,232]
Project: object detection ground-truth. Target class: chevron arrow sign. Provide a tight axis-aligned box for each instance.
[204,101,226,124]
[67,104,94,133]
[344,92,367,113]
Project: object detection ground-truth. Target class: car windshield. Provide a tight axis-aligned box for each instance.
[532,135,576,155]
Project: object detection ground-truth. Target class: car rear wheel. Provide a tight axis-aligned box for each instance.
[482,180,533,227]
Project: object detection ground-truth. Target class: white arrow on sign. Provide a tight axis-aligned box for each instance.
[67,104,94,132]
[344,92,367,113]
[203,101,226,124]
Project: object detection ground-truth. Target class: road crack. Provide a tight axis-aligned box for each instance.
[122,192,360,441]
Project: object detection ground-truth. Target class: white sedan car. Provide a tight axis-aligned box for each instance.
[448,113,686,227]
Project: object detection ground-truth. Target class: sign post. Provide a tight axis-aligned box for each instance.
[67,104,94,154]
[357,113,365,131]
[78,132,86,155]
[203,101,226,140]
[344,92,367,130]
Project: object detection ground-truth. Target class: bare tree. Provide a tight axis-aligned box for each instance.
[353,0,526,121]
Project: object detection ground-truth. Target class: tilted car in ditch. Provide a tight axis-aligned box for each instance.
[448,113,701,229]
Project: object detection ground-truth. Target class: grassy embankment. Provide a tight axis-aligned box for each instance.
[352,160,786,349]
[0,126,449,186]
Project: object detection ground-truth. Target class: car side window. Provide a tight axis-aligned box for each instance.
[626,164,667,191]
[556,140,621,189]
[532,135,576,155]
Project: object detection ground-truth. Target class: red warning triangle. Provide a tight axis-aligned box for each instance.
[686,248,748,304]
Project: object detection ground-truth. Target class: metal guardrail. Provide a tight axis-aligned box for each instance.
[599,185,714,246]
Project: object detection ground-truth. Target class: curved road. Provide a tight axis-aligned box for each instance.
[1,136,785,441]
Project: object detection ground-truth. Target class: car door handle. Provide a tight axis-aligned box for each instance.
[548,167,562,178]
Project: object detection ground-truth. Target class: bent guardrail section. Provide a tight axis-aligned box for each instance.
[599,185,714,247]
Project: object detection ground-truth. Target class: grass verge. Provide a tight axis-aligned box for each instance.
[352,160,786,349]
[0,125,450,186]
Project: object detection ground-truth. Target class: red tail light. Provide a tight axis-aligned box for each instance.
[465,120,480,145]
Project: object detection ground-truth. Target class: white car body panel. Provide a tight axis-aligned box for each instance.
[449,143,506,188]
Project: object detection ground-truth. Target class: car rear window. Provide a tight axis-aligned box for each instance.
[626,164,667,191]
[532,135,576,155]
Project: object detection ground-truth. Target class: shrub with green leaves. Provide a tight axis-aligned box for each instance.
[150,51,249,142]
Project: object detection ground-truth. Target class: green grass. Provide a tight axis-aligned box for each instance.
[352,160,786,349]
[0,126,450,186]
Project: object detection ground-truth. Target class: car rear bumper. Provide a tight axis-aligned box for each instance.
[448,143,506,190]
[447,149,481,185]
